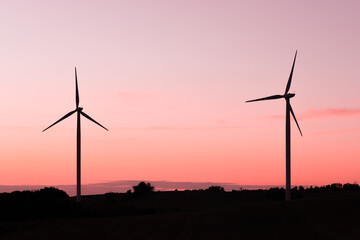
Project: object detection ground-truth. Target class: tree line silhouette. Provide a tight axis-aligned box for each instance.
[0,182,359,220]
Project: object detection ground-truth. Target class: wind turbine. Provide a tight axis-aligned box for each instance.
[246,51,302,201]
[43,68,108,202]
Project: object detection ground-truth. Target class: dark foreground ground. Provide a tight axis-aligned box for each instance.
[1,190,360,240]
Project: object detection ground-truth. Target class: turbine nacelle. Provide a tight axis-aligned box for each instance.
[77,107,83,112]
[284,93,295,99]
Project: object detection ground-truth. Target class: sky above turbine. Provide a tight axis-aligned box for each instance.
[0,1,360,188]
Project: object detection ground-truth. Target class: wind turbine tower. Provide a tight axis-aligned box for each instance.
[43,68,108,202]
[246,51,302,201]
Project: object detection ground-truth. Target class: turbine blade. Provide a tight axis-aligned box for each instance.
[284,51,297,94]
[289,104,302,136]
[42,110,76,132]
[246,95,283,103]
[75,67,79,108]
[80,111,108,131]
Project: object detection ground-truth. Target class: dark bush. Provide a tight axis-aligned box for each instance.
[343,183,360,191]
[0,187,72,220]
[133,182,154,194]
[205,186,225,192]
[36,187,69,200]
[266,187,285,200]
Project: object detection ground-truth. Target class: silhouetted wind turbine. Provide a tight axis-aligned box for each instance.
[246,51,302,201]
[43,68,108,202]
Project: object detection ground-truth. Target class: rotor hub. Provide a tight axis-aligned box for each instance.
[284,93,295,99]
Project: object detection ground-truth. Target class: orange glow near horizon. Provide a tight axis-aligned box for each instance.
[0,1,360,190]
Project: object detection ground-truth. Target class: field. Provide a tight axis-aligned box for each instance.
[1,188,360,240]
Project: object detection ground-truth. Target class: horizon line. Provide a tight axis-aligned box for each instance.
[0,179,342,196]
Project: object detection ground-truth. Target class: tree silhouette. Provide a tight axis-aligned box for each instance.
[36,187,69,199]
[133,182,154,194]
[205,186,225,192]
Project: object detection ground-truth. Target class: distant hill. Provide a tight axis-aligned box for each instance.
[0,180,284,196]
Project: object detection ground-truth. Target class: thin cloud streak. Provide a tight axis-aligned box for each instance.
[115,125,244,131]
[311,128,360,135]
[269,108,360,120]
[117,91,160,104]
[301,109,360,119]
[118,91,159,98]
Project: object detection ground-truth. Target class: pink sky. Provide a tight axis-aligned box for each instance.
[0,1,360,189]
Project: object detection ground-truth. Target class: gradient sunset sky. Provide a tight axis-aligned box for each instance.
[1,1,359,188]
